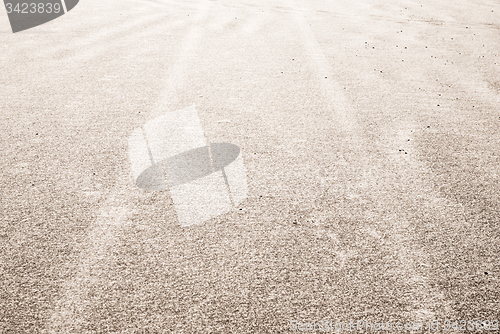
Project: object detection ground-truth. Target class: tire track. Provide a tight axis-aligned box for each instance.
[59,14,188,64]
[287,0,361,137]
[38,12,175,61]
[203,1,271,38]
[288,0,456,324]
[45,1,212,331]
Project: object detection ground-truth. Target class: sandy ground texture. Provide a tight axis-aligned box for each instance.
[1,0,500,332]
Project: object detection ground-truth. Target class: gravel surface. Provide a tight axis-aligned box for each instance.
[0,0,499,332]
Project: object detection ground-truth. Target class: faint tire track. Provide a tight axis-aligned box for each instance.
[45,1,212,331]
[288,0,457,324]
